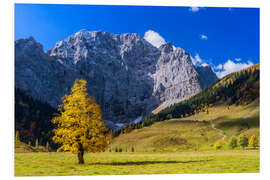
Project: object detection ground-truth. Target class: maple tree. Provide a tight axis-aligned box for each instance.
[52,79,108,164]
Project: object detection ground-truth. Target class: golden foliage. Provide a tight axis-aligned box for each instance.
[248,134,259,147]
[214,139,223,150]
[52,79,108,154]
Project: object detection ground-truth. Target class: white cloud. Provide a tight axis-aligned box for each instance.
[144,30,166,48]
[215,60,254,78]
[191,53,205,65]
[191,56,196,65]
[235,58,241,62]
[189,7,200,12]
[214,64,223,70]
[195,53,202,63]
[200,34,208,40]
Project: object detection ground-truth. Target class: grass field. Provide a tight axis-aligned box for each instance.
[15,150,259,176]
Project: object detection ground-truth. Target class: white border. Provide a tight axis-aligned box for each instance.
[10,0,261,7]
[1,0,270,180]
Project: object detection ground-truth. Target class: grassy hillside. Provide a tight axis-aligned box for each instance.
[109,98,259,152]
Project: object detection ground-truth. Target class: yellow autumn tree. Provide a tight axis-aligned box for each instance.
[52,79,108,164]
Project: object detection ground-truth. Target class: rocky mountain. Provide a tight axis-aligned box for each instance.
[15,37,61,106]
[195,66,219,89]
[15,30,218,128]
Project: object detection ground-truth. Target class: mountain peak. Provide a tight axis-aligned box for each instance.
[159,42,174,53]
[15,36,45,57]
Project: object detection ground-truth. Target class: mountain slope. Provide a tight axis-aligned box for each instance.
[109,98,259,152]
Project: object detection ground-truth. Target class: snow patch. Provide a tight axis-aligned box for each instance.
[115,123,124,128]
[133,116,143,124]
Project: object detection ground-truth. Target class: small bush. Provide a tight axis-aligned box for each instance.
[131,146,135,152]
[238,133,248,148]
[228,136,237,149]
[115,147,118,152]
[249,134,259,147]
[214,139,223,150]
[119,147,122,152]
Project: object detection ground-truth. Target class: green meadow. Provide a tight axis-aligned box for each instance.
[15,150,259,176]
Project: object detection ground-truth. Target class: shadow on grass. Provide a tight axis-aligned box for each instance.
[165,119,207,125]
[214,115,259,130]
[87,159,213,166]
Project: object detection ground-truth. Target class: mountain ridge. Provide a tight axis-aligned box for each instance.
[15,30,218,127]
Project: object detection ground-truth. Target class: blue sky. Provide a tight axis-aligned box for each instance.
[15,4,259,78]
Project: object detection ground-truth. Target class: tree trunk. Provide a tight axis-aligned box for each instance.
[78,143,84,164]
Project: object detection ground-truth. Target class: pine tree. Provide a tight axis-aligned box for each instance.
[52,79,109,164]
[238,133,248,148]
[228,136,237,149]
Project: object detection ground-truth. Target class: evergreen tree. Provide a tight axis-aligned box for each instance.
[228,136,237,149]
[238,133,248,148]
